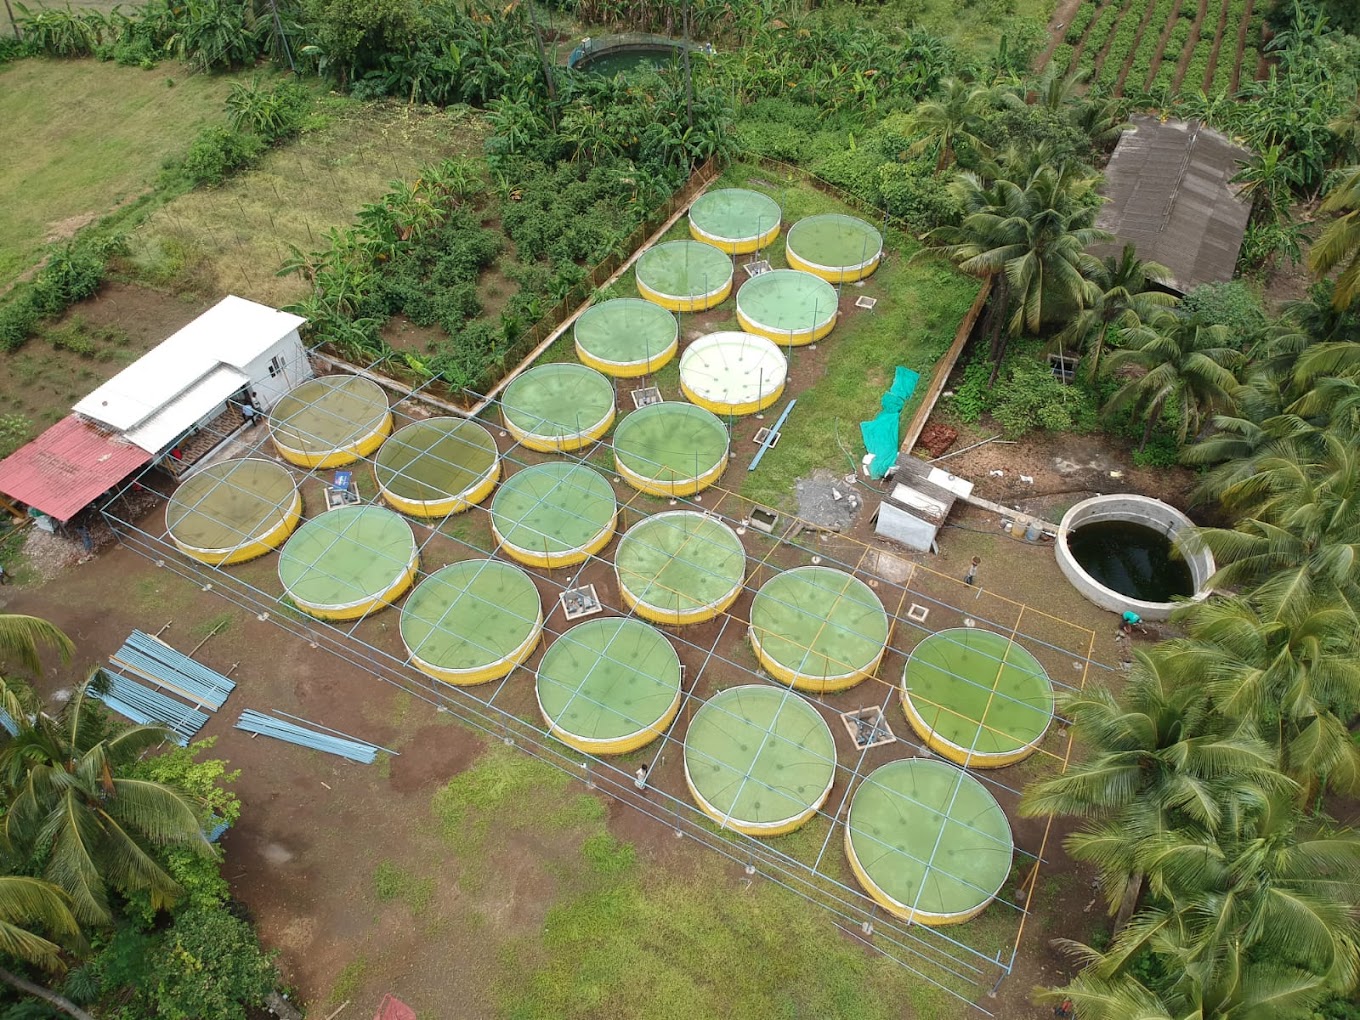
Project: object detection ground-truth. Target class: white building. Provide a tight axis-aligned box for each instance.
[73,295,312,456]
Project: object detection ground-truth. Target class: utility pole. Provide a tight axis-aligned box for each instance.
[681,0,694,129]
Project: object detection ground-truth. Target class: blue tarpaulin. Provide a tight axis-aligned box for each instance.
[860,367,919,479]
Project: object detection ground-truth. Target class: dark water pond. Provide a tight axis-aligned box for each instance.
[1067,520,1194,602]
[576,47,681,76]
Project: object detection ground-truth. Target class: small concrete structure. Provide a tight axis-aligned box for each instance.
[1056,494,1214,621]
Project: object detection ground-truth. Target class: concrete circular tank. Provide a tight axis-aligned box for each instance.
[1056,494,1214,622]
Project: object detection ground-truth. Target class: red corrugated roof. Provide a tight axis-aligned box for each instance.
[0,415,151,521]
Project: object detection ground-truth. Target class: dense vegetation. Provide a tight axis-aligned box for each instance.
[0,616,273,1020]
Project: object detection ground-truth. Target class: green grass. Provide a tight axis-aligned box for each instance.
[0,58,240,287]
[700,165,977,509]
[329,958,367,1005]
[372,859,435,915]
[127,97,486,308]
[424,742,975,1020]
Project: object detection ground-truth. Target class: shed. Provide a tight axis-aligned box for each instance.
[0,415,151,522]
[73,295,310,455]
[1093,116,1253,294]
[873,458,973,553]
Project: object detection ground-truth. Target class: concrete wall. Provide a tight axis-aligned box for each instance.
[1055,494,1214,622]
[241,330,312,412]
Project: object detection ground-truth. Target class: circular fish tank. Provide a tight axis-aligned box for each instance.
[269,376,392,468]
[277,505,417,621]
[735,269,839,346]
[612,402,729,496]
[614,511,745,625]
[374,418,499,517]
[536,618,682,754]
[569,34,702,76]
[490,462,617,569]
[1057,494,1214,622]
[574,298,678,378]
[501,363,615,453]
[679,331,786,417]
[684,685,837,836]
[748,566,889,693]
[688,188,782,254]
[845,759,1013,926]
[635,240,733,312]
[166,458,302,566]
[400,559,542,686]
[901,629,1054,768]
[785,214,883,283]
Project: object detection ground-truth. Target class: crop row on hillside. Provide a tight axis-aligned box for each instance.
[1048,0,1264,97]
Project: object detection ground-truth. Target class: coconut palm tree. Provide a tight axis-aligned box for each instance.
[1057,245,1178,381]
[1078,793,1360,1011]
[0,674,211,925]
[0,877,92,1020]
[1102,312,1241,450]
[1190,431,1360,620]
[1309,166,1360,309]
[906,78,995,175]
[1168,595,1360,798]
[926,162,1108,373]
[1022,649,1288,924]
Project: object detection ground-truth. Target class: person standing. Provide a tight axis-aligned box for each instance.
[964,556,980,585]
[0,563,9,585]
[634,764,648,791]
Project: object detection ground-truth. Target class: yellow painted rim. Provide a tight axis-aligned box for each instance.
[681,378,785,418]
[491,511,617,569]
[408,611,543,687]
[618,574,741,626]
[615,450,727,497]
[637,274,733,313]
[749,627,877,694]
[688,219,781,255]
[504,405,615,453]
[899,689,1038,769]
[272,413,394,469]
[540,686,681,755]
[291,555,419,621]
[378,458,500,518]
[736,306,838,347]
[683,756,828,837]
[786,247,881,284]
[576,336,678,378]
[843,826,985,926]
[173,489,303,566]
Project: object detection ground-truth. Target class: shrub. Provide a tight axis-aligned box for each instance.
[878,162,960,231]
[1181,280,1267,340]
[174,126,265,188]
[146,908,276,1020]
[809,146,884,206]
[0,298,39,352]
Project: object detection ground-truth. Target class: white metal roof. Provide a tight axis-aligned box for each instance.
[74,296,305,432]
[122,364,249,454]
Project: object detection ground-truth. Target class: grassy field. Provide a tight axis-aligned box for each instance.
[126,98,487,308]
[0,58,240,287]
[420,744,960,1019]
